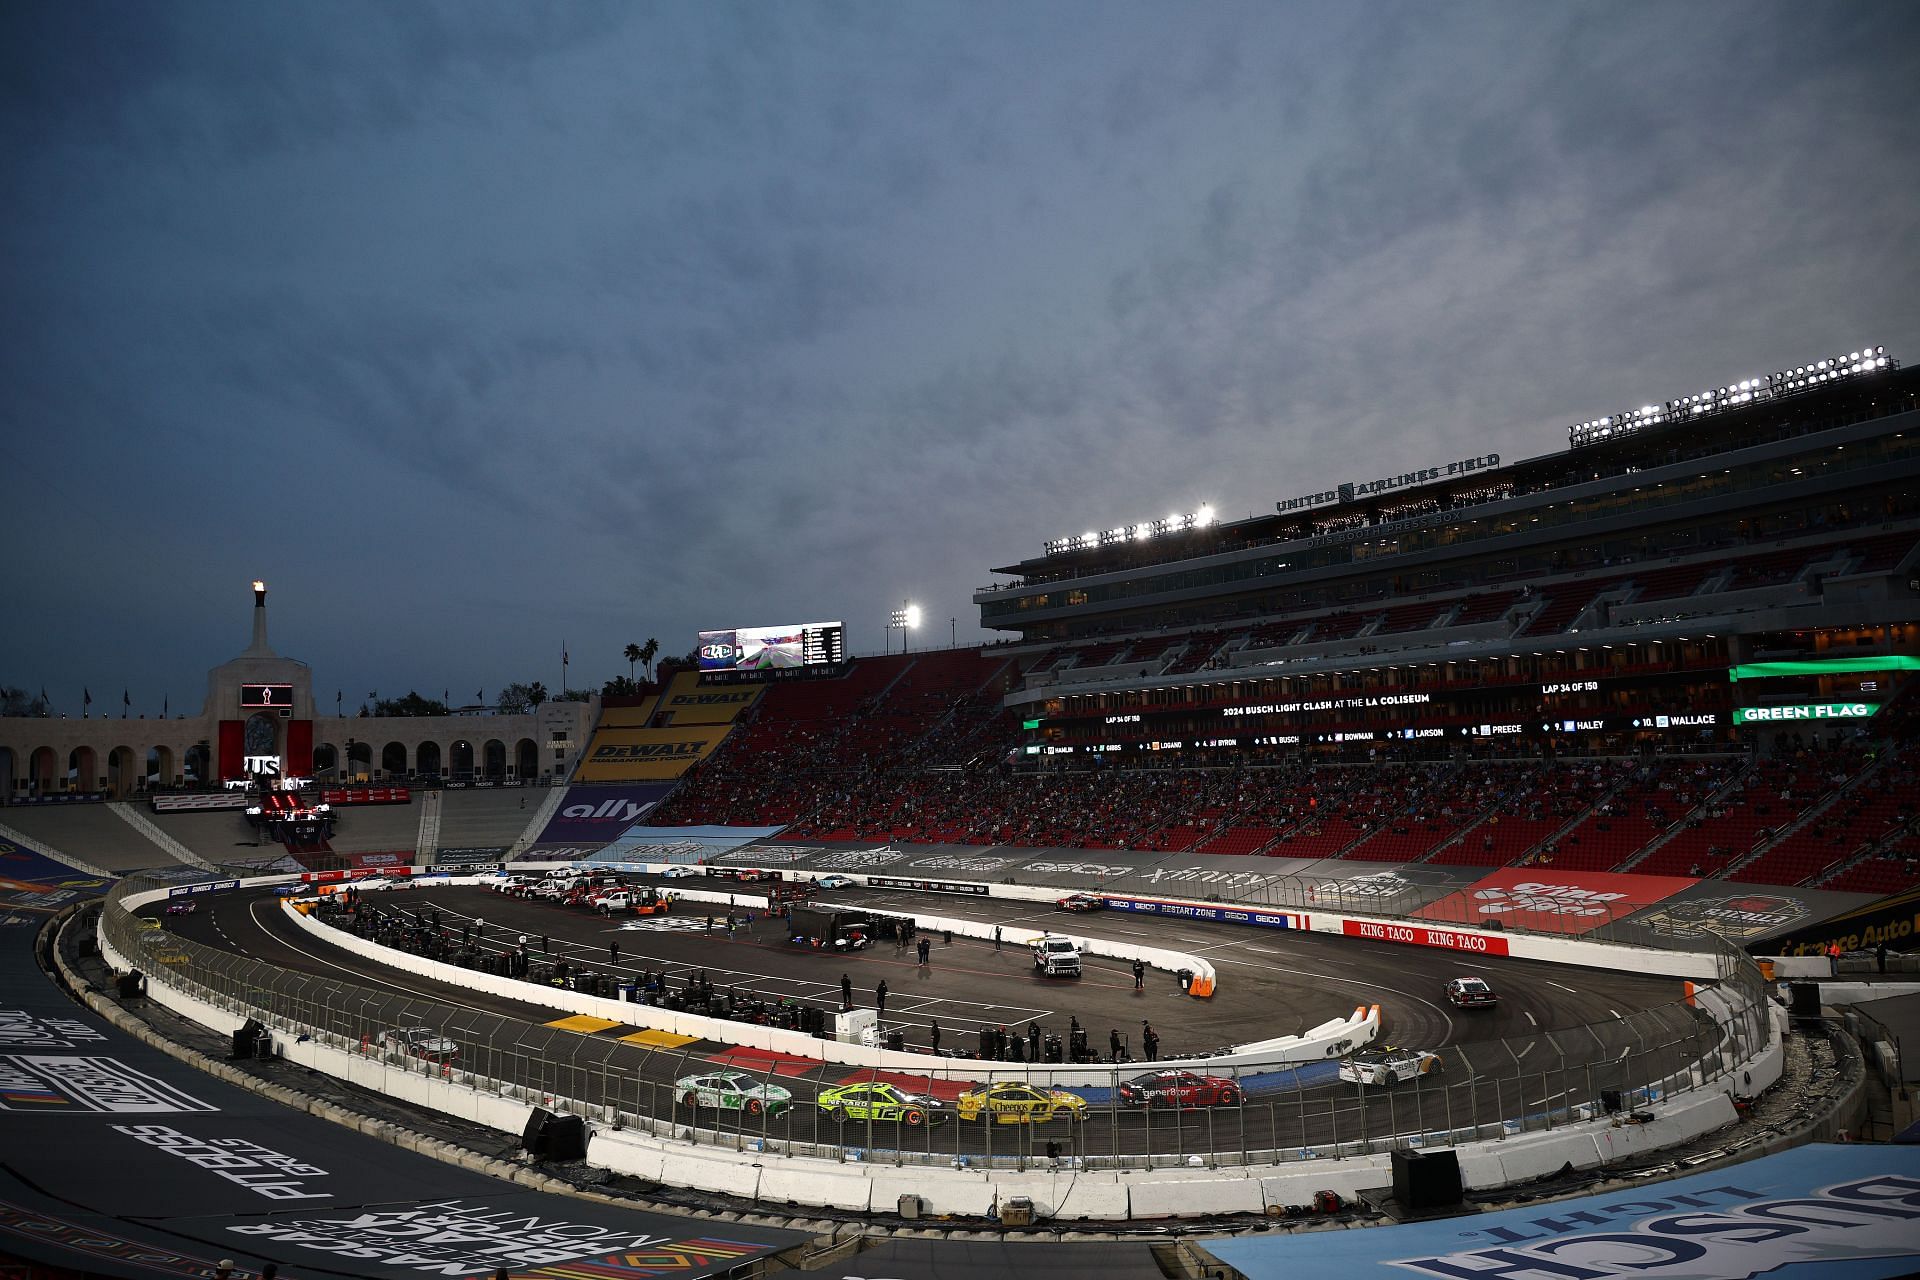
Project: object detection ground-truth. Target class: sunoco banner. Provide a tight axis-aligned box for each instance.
[1201,1143,1920,1280]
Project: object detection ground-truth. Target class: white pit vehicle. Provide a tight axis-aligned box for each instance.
[1031,934,1083,978]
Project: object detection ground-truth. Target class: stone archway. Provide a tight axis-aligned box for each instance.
[146,745,176,790]
[381,742,408,777]
[312,743,338,780]
[416,741,442,777]
[347,741,373,780]
[0,746,15,803]
[67,746,98,793]
[515,738,537,781]
[482,739,506,781]
[183,744,210,785]
[30,746,58,794]
[449,740,474,779]
[107,746,138,798]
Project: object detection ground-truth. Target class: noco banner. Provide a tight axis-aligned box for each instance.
[535,783,677,844]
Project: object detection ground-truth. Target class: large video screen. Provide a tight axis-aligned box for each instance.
[240,683,294,709]
[698,622,845,672]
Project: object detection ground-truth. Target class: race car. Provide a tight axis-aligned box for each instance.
[1116,1069,1242,1109]
[954,1081,1089,1125]
[673,1070,792,1117]
[659,865,699,879]
[382,1026,460,1064]
[1338,1046,1443,1087]
[816,1081,945,1126]
[1055,893,1106,913]
[164,900,198,916]
[1445,977,1499,1008]
[815,874,854,890]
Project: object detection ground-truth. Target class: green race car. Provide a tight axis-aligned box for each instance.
[674,1070,793,1117]
[816,1081,947,1126]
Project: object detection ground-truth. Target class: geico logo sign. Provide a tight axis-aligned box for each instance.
[591,742,704,760]
[700,644,736,661]
[559,799,656,823]
[670,692,753,705]
[1471,882,1628,916]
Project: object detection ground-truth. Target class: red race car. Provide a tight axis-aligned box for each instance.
[1117,1069,1242,1109]
[1055,893,1106,913]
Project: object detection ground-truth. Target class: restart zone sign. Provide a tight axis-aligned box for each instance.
[1107,898,1297,929]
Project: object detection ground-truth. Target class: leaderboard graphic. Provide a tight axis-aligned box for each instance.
[697,621,845,672]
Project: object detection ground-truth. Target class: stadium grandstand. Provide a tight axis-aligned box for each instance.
[642,344,1920,898]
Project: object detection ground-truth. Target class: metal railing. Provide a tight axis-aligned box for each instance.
[101,871,1773,1173]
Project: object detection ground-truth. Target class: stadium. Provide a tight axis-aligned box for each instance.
[5,344,1919,1278]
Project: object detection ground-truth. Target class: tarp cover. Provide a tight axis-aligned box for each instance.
[0,927,799,1279]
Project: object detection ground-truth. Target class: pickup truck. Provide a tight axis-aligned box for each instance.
[1031,934,1083,978]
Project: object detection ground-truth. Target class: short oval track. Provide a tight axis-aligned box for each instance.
[150,877,1699,1160]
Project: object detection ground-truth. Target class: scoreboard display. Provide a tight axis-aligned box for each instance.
[240,683,294,709]
[698,622,846,672]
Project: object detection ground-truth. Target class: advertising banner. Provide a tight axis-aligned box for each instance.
[319,787,410,806]
[1201,1143,1920,1280]
[1415,867,1697,936]
[656,671,765,725]
[573,727,729,782]
[1759,883,1920,956]
[535,782,677,844]
[430,846,509,866]
[866,875,991,896]
[1107,897,1298,929]
[1341,918,1510,955]
[150,793,249,812]
[1618,882,1878,947]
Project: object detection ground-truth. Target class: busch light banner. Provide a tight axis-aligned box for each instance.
[535,783,676,844]
[1200,1143,1920,1279]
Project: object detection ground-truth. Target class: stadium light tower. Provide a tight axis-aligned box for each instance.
[888,601,921,654]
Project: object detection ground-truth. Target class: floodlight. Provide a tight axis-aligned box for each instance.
[904,604,921,629]
[1197,504,1215,525]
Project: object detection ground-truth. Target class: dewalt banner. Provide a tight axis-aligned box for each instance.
[656,671,763,725]
[574,725,729,780]
[600,697,658,727]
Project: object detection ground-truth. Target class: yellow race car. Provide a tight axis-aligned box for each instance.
[954,1081,1089,1124]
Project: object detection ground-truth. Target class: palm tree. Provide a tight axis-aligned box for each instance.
[624,643,643,680]
[640,638,659,682]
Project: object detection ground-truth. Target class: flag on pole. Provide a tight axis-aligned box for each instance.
[123,689,130,717]
[164,694,169,718]
[83,687,91,714]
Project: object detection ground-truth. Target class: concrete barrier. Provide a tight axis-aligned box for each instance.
[102,870,1782,1218]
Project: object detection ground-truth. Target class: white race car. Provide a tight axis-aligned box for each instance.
[673,1070,792,1116]
[1338,1046,1443,1087]
[659,865,700,879]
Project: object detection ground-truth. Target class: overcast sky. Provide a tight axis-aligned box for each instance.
[4,1,1918,717]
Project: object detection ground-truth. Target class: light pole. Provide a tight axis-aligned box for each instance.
[887,601,921,655]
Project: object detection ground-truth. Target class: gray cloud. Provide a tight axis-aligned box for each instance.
[3,1,1918,711]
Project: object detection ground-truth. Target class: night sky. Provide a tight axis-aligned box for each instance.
[4,2,1918,718]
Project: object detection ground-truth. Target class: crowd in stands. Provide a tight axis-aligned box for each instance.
[646,647,1920,896]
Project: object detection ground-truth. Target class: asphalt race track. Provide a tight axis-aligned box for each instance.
[148,877,1702,1162]
[0,925,803,1280]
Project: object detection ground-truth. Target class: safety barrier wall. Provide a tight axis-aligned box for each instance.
[95,901,1753,1218]
[101,865,1779,1214]
[512,863,1220,995]
[279,877,1338,1084]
